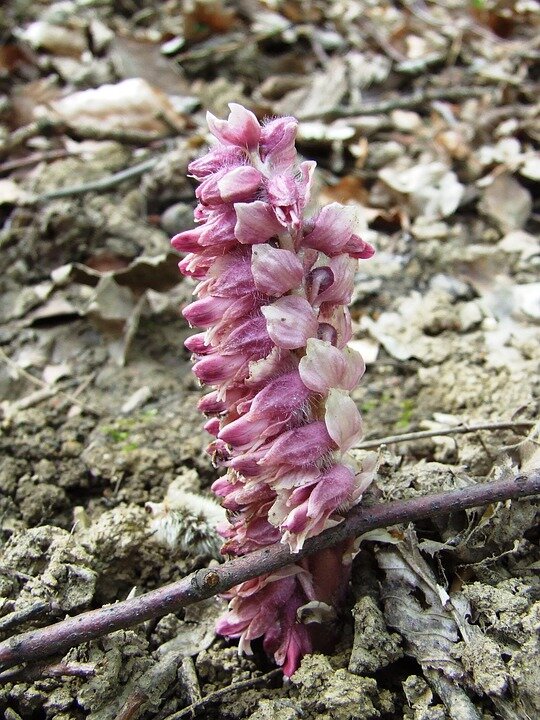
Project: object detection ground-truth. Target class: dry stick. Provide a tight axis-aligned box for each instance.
[0,470,538,673]
[0,602,52,633]
[164,669,282,720]
[0,148,73,174]
[0,348,100,418]
[28,156,160,203]
[1,118,170,158]
[355,420,535,450]
[0,661,95,685]
[301,86,495,121]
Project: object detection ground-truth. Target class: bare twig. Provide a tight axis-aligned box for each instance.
[164,669,282,720]
[0,149,73,175]
[0,348,99,417]
[180,657,202,704]
[113,690,149,720]
[0,470,538,672]
[26,156,160,203]
[355,420,535,450]
[300,86,495,121]
[0,118,171,158]
[0,660,95,684]
[0,601,53,634]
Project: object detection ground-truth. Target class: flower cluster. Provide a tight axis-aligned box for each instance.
[173,104,376,676]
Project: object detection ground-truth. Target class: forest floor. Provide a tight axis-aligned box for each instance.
[0,1,539,719]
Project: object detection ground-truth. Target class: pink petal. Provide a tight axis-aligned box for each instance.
[184,332,212,355]
[192,353,246,384]
[302,203,357,255]
[203,250,255,298]
[343,234,376,259]
[324,388,363,451]
[261,296,318,350]
[206,103,261,149]
[219,371,310,447]
[306,266,334,305]
[171,226,203,253]
[297,161,316,210]
[182,296,232,328]
[260,116,298,171]
[204,417,220,436]
[314,255,356,307]
[299,338,364,394]
[307,464,356,518]
[251,245,304,296]
[262,421,335,467]
[217,166,262,202]
[221,316,273,359]
[189,146,245,179]
[234,201,283,244]
[198,391,226,414]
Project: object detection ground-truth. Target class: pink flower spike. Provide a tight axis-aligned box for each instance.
[302,202,357,255]
[206,103,261,149]
[261,296,318,349]
[324,388,363,452]
[217,166,262,203]
[171,103,376,676]
[251,245,304,296]
[234,200,284,244]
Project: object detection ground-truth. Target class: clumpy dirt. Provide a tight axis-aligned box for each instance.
[1,0,539,718]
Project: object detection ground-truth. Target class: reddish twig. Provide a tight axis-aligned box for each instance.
[0,470,538,672]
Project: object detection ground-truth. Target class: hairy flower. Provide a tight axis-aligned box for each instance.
[173,103,376,675]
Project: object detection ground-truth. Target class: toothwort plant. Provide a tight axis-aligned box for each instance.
[173,104,376,676]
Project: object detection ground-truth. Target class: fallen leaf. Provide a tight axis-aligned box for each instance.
[39,78,186,133]
[479,173,532,233]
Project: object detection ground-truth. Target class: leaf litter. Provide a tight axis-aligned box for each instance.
[0,0,539,718]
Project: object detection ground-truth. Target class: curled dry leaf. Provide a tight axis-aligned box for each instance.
[37,78,186,133]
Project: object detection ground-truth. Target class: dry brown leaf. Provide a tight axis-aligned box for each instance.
[39,78,186,134]
[479,173,532,233]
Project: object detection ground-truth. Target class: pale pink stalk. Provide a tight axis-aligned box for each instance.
[172,103,376,675]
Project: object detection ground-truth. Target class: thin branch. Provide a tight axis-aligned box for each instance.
[0,661,95,684]
[0,148,73,175]
[25,156,160,204]
[0,601,53,634]
[0,348,100,418]
[0,118,171,158]
[0,470,537,672]
[300,86,495,121]
[163,669,282,720]
[355,420,534,450]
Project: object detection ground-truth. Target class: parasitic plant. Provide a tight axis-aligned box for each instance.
[173,104,376,676]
